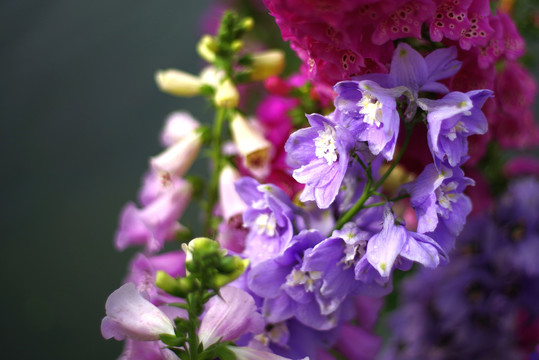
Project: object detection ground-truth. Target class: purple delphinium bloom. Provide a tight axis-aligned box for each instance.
[285,112,356,209]
[334,79,406,161]
[418,89,493,167]
[235,177,302,266]
[366,205,448,279]
[400,163,474,251]
[248,230,348,331]
[303,222,393,299]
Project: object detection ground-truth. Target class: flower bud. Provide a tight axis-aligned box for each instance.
[197,35,217,63]
[214,79,240,108]
[230,113,272,177]
[199,66,226,88]
[211,258,250,288]
[230,40,244,53]
[250,50,285,81]
[239,17,254,32]
[155,69,203,97]
[151,130,203,179]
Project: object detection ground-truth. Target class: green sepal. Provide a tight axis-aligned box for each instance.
[169,348,189,360]
[237,54,253,66]
[199,84,215,97]
[234,71,252,84]
[159,334,186,347]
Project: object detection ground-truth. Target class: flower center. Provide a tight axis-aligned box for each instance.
[254,213,277,237]
[437,181,459,211]
[358,93,383,127]
[446,121,469,141]
[286,269,322,292]
[314,124,338,165]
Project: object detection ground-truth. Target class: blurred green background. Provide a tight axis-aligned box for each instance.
[0,1,538,360]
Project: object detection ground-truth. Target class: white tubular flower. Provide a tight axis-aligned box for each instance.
[214,79,240,108]
[155,69,203,97]
[151,130,202,179]
[230,113,272,178]
[199,66,225,88]
[250,50,285,81]
[101,283,175,341]
[219,164,248,221]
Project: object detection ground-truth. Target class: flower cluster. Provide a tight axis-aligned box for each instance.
[381,178,539,359]
[100,2,539,360]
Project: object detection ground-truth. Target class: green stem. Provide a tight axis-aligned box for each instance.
[334,177,372,230]
[204,107,228,236]
[186,294,200,360]
[333,123,414,231]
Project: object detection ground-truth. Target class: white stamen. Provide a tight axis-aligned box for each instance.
[358,93,384,127]
[286,269,322,292]
[437,181,459,211]
[254,213,277,237]
[446,121,469,141]
[314,124,338,165]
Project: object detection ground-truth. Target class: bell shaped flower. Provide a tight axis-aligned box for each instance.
[230,347,308,360]
[418,89,493,167]
[159,111,200,147]
[101,283,175,341]
[199,286,265,347]
[366,206,447,279]
[150,130,203,180]
[400,163,474,246]
[285,112,355,208]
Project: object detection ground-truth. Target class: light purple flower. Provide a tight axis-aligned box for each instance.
[401,163,474,248]
[230,347,308,360]
[418,89,493,166]
[118,339,180,360]
[334,80,405,161]
[366,206,447,278]
[115,179,191,252]
[101,283,175,341]
[235,177,300,265]
[199,286,265,347]
[285,112,355,208]
[159,111,200,148]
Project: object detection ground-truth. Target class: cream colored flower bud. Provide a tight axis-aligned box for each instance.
[214,79,240,108]
[155,69,203,97]
[250,50,285,81]
[197,35,217,63]
[230,114,271,177]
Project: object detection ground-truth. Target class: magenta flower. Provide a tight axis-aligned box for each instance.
[198,286,265,347]
[101,283,175,341]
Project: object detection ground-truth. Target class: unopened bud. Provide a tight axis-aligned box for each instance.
[230,40,244,53]
[155,69,203,97]
[197,35,217,63]
[239,17,254,32]
[214,79,240,108]
[250,50,285,81]
[188,237,221,256]
[212,258,250,288]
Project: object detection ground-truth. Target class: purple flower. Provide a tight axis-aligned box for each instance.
[418,89,493,166]
[248,230,346,330]
[101,283,175,341]
[400,163,474,250]
[235,177,300,266]
[199,286,265,347]
[334,80,405,161]
[285,112,356,208]
[366,206,448,278]
[114,179,191,253]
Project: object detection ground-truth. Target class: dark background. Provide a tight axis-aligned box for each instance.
[1,1,213,359]
[1,1,538,360]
